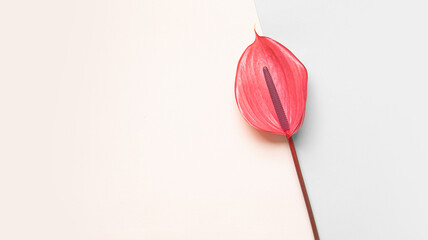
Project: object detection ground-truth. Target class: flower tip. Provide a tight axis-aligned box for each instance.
[254,25,260,38]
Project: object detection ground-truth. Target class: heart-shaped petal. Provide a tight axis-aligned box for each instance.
[235,31,308,137]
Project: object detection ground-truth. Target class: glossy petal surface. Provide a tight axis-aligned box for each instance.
[235,32,307,136]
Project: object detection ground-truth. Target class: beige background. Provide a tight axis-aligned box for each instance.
[0,0,313,239]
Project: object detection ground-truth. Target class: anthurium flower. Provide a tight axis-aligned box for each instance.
[235,31,308,137]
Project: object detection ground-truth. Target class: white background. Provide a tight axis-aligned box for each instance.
[1,0,426,239]
[255,0,428,239]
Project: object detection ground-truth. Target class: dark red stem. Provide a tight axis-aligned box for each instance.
[288,136,320,240]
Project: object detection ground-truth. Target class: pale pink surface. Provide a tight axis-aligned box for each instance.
[235,32,308,137]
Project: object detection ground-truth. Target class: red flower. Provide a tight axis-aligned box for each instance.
[235,31,308,137]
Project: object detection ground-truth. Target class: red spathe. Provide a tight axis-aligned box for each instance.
[235,32,308,137]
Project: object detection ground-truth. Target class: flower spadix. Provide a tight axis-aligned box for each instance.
[235,31,308,137]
